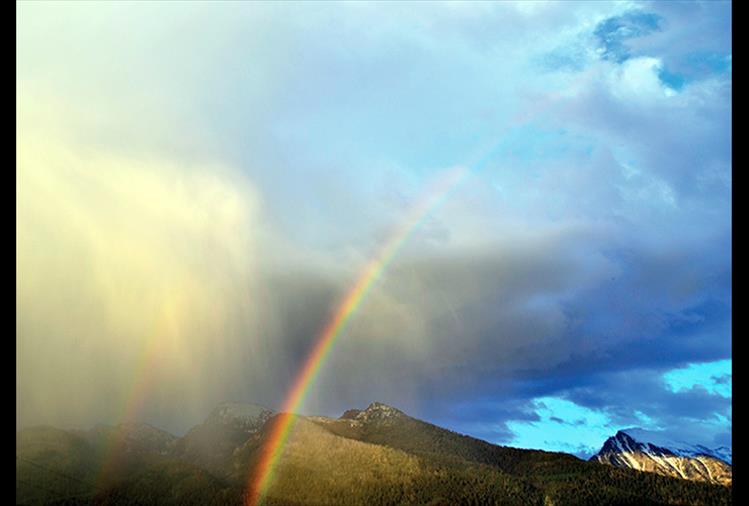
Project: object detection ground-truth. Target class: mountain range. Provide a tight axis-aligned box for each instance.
[591,429,731,486]
[17,402,732,505]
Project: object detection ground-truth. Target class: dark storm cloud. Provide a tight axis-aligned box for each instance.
[272,214,729,439]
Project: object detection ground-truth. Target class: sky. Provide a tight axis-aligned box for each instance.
[17,1,731,459]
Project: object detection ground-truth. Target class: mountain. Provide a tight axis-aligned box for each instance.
[617,428,732,464]
[17,402,732,505]
[232,410,543,506]
[592,429,732,486]
[310,402,587,474]
[16,426,100,505]
[16,421,232,505]
[175,402,274,478]
[81,421,178,457]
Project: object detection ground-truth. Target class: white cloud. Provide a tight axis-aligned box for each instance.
[608,56,674,100]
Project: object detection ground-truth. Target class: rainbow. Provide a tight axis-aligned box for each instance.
[245,166,470,506]
[95,301,179,489]
[88,67,576,500]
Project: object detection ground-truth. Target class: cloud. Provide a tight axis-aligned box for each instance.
[664,360,732,397]
[594,10,662,63]
[608,56,676,99]
[507,396,614,457]
[17,0,730,454]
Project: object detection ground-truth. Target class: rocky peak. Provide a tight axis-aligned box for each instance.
[340,409,362,420]
[600,430,645,454]
[355,402,405,424]
[592,428,732,486]
[203,402,274,433]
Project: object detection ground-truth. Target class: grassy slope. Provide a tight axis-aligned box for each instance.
[237,417,544,506]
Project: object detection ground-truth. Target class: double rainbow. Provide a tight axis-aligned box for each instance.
[245,166,469,506]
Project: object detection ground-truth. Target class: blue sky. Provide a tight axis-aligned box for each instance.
[17,1,730,457]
